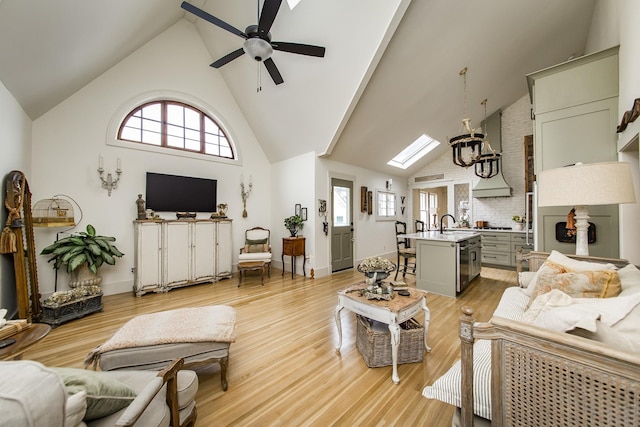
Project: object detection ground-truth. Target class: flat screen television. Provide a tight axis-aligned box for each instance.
[146,172,217,213]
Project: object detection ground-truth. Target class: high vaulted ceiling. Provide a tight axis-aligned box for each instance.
[0,0,597,177]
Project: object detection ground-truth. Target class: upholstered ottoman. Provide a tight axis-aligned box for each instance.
[85,306,237,391]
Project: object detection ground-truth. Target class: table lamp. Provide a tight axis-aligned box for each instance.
[537,161,636,256]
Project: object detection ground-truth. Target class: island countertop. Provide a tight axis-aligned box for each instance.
[400,230,480,243]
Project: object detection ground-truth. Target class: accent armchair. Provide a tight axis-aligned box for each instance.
[238,226,272,275]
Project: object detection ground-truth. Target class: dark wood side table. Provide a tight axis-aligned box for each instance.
[0,323,51,360]
[282,237,305,278]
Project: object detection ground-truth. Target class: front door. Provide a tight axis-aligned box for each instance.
[331,178,354,272]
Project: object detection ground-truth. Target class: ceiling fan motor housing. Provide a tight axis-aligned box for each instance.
[243,25,273,62]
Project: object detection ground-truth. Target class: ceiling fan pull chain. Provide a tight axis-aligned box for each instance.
[257,62,262,92]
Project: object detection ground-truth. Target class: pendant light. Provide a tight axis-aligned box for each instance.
[449,67,483,168]
[474,99,502,179]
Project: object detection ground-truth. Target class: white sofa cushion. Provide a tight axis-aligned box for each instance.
[238,252,272,262]
[0,361,67,427]
[423,340,492,420]
[422,286,529,420]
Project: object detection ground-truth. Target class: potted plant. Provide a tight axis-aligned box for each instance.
[40,224,124,287]
[284,215,304,237]
[512,215,525,231]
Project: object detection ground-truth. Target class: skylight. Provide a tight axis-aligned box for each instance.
[287,0,302,9]
[387,134,440,169]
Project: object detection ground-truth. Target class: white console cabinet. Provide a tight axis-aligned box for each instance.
[134,219,232,296]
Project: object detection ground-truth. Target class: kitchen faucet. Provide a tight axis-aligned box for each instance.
[440,214,456,234]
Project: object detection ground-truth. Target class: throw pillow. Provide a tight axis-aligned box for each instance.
[64,390,87,427]
[547,250,618,271]
[245,238,269,253]
[526,260,569,303]
[618,263,640,296]
[54,368,137,421]
[531,270,621,302]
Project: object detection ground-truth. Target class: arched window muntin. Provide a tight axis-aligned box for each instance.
[118,100,235,160]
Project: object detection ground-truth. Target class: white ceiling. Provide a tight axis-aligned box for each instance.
[0,0,597,177]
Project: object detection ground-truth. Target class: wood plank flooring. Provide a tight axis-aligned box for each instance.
[23,266,515,426]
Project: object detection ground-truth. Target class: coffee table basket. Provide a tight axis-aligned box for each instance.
[356,314,424,368]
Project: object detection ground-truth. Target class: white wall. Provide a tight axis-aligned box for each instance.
[0,79,32,316]
[271,152,316,276]
[30,20,271,297]
[585,0,619,54]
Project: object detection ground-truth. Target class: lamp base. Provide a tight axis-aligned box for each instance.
[574,205,590,256]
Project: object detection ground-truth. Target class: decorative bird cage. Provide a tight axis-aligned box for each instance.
[32,197,75,227]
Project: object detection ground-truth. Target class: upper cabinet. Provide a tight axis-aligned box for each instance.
[526,46,620,258]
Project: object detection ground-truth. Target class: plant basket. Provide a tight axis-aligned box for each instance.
[355,314,424,368]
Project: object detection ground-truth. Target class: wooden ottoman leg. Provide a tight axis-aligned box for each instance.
[220,355,229,391]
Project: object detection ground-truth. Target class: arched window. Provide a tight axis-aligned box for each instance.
[118,101,235,159]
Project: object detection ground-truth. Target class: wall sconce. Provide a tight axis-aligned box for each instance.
[386,179,392,190]
[97,156,122,197]
[240,174,253,218]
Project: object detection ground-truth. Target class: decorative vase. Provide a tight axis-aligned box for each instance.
[513,222,524,231]
[69,263,102,288]
[289,228,298,237]
[363,270,391,285]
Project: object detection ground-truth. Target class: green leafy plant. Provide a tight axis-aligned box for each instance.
[284,215,304,234]
[512,215,525,223]
[40,224,124,274]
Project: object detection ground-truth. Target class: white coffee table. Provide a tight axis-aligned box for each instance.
[334,284,430,384]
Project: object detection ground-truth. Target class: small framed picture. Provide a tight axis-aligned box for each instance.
[301,207,308,221]
[295,204,301,216]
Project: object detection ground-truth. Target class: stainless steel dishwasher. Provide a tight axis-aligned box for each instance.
[457,240,470,293]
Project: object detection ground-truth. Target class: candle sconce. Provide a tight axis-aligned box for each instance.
[240,174,252,217]
[97,156,122,197]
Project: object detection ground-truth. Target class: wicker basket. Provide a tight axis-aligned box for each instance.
[355,314,424,368]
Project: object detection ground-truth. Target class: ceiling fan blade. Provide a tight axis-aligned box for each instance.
[258,0,282,35]
[263,58,284,85]
[181,1,248,39]
[272,42,326,57]
[210,48,245,68]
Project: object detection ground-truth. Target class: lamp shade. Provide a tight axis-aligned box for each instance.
[538,161,636,207]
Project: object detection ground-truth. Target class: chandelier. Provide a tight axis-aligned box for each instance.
[449,67,483,168]
[474,99,502,179]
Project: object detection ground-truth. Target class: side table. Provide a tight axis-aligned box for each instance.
[0,323,51,360]
[282,237,305,278]
[335,284,430,384]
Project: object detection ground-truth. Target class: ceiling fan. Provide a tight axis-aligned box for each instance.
[181,0,326,85]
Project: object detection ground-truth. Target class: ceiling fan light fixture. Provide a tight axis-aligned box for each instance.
[243,38,273,62]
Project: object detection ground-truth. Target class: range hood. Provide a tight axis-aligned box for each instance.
[472,110,512,198]
[472,161,512,197]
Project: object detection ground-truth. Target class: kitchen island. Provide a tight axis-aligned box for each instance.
[402,231,481,298]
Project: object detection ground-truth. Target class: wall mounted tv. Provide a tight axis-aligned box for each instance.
[146,172,217,213]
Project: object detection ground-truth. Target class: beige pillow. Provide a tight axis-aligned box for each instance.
[531,269,621,303]
[527,260,569,304]
[547,250,618,271]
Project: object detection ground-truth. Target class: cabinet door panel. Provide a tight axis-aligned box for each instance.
[216,221,232,278]
[134,222,163,295]
[193,221,215,281]
[165,222,190,286]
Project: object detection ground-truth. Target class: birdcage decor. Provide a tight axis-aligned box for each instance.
[32,197,75,227]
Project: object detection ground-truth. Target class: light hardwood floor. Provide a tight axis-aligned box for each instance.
[23,266,515,426]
